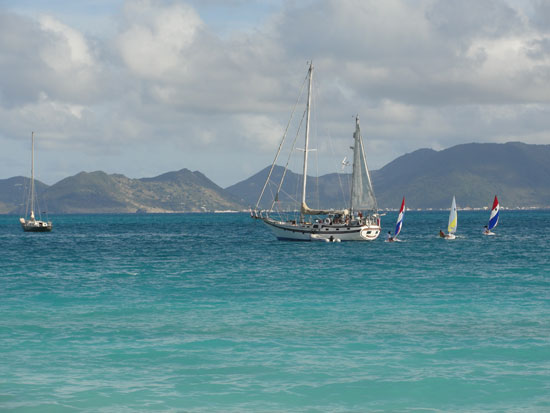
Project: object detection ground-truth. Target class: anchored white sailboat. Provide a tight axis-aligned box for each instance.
[252,63,380,241]
[440,196,457,240]
[19,132,52,232]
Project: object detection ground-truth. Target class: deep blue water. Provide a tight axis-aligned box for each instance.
[1,211,549,412]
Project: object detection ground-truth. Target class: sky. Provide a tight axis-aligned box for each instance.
[1,0,550,187]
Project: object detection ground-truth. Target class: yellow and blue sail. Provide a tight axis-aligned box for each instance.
[447,196,457,234]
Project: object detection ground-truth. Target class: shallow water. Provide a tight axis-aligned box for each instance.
[1,211,549,412]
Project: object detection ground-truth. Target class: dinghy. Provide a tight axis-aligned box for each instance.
[387,197,405,242]
[440,196,457,240]
[311,234,341,242]
[484,195,499,235]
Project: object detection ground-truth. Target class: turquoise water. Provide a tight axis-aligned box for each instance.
[1,211,549,412]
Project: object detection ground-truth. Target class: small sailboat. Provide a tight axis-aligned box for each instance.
[19,132,52,232]
[252,63,380,241]
[440,196,457,239]
[484,195,499,235]
[387,197,405,242]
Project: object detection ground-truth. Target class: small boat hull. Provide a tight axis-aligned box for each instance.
[263,217,380,241]
[20,219,53,232]
[311,234,341,242]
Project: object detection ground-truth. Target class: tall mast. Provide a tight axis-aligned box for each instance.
[300,62,313,223]
[350,116,360,214]
[30,131,35,220]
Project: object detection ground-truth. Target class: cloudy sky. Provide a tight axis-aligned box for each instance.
[1,0,550,187]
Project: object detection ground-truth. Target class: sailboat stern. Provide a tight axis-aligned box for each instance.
[358,215,381,241]
[359,225,381,241]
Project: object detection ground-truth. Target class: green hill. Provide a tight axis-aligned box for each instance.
[41,169,244,213]
[0,176,49,214]
[226,142,550,209]
[226,166,353,210]
[0,169,244,214]
[374,142,550,209]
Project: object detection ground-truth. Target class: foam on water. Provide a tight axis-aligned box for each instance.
[1,211,549,412]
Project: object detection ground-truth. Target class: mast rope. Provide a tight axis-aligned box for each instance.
[255,70,309,210]
[270,106,307,212]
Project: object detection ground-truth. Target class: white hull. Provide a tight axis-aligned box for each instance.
[20,217,52,232]
[263,217,380,241]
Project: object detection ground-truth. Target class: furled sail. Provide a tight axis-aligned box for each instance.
[350,117,378,214]
[301,201,347,216]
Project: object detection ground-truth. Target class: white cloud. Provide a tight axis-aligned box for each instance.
[39,15,94,68]
[117,0,203,79]
[1,0,550,187]
[237,114,284,151]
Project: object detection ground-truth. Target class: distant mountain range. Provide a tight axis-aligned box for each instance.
[1,142,549,214]
[0,176,49,214]
[0,169,243,214]
[372,141,550,209]
[227,142,550,210]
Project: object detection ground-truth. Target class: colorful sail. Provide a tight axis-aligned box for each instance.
[488,195,499,230]
[394,197,405,238]
[447,196,457,234]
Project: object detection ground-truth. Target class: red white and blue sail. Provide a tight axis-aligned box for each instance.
[394,197,405,238]
[488,195,499,231]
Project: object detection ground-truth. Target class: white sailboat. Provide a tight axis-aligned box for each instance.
[252,63,381,241]
[19,132,52,232]
[440,196,457,240]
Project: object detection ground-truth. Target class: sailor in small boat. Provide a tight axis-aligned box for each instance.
[387,231,394,242]
[439,229,445,238]
[483,225,490,235]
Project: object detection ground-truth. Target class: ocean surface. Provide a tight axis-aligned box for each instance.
[1,210,549,412]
